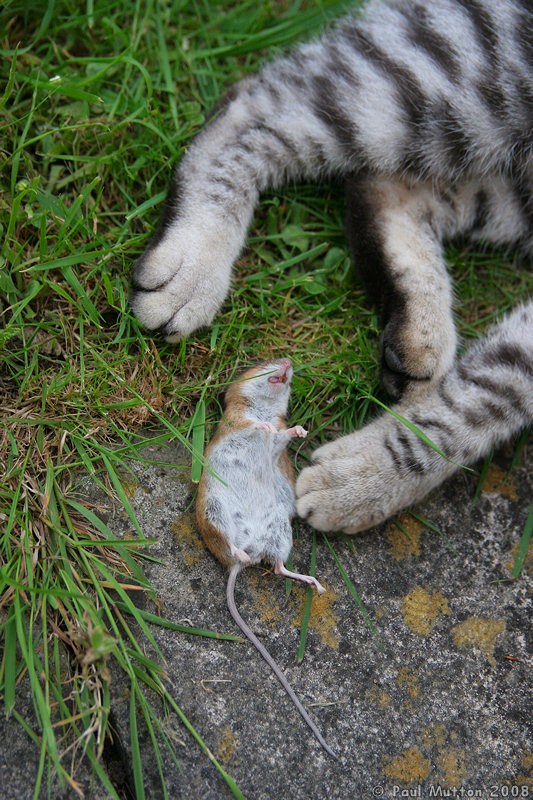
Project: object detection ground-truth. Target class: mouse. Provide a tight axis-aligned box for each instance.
[196,358,336,758]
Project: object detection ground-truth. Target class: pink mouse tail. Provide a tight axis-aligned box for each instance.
[226,562,337,759]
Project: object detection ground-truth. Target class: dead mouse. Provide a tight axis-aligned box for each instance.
[196,358,336,758]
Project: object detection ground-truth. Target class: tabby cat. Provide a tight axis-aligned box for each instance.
[131,0,533,532]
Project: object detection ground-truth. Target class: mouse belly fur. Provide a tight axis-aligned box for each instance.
[203,432,296,564]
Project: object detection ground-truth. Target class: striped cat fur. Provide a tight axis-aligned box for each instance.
[131,0,532,531]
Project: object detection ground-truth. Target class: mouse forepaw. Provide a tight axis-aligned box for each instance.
[285,425,308,439]
[254,421,278,434]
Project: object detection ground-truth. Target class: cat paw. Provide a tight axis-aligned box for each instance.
[295,427,424,533]
[130,220,238,340]
[379,310,456,399]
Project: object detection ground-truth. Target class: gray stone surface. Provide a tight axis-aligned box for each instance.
[5,434,531,799]
[0,673,112,800]
[85,434,532,799]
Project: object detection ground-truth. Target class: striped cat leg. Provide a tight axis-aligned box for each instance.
[345,174,467,398]
[296,300,533,533]
[130,0,531,340]
[129,60,358,340]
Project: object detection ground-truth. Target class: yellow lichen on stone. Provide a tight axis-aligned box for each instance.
[521,753,533,773]
[421,723,446,752]
[369,688,391,707]
[171,513,204,566]
[385,514,424,559]
[482,464,518,500]
[248,571,289,628]
[452,616,506,667]
[292,583,340,650]
[514,752,533,787]
[385,747,431,782]
[402,586,450,635]
[438,747,468,786]
[216,727,236,765]
[397,667,419,700]
[120,478,139,499]
[432,724,446,750]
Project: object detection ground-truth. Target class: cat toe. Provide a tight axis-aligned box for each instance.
[379,330,424,398]
[379,319,454,399]
[380,347,411,399]
[130,220,236,339]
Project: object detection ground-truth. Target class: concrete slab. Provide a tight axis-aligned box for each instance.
[0,672,113,800]
[79,433,532,800]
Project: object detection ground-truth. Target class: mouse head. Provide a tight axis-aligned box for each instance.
[226,359,294,419]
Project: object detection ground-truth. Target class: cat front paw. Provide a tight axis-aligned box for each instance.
[130,220,239,340]
[295,428,424,533]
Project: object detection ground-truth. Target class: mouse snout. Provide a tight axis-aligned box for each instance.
[268,359,292,384]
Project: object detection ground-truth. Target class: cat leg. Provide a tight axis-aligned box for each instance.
[345,174,465,398]
[345,171,533,398]
[130,0,528,341]
[296,301,533,533]
[130,63,354,340]
[130,8,445,341]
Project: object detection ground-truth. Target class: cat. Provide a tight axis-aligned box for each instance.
[130,0,533,532]
[297,301,533,531]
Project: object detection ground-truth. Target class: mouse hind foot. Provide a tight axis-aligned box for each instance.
[274,560,325,594]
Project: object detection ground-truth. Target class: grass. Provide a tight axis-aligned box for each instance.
[0,0,531,797]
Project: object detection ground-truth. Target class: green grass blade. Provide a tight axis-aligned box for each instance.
[508,425,532,472]
[62,265,102,325]
[366,394,473,471]
[469,450,494,511]
[114,601,241,640]
[130,688,146,800]
[33,737,47,800]
[101,454,149,542]
[391,515,412,541]
[135,690,172,800]
[190,398,206,483]
[2,609,17,717]
[512,499,533,579]
[126,190,166,221]
[155,2,179,132]
[407,511,459,556]
[13,594,59,765]
[0,43,19,110]
[297,529,317,663]
[323,535,382,647]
